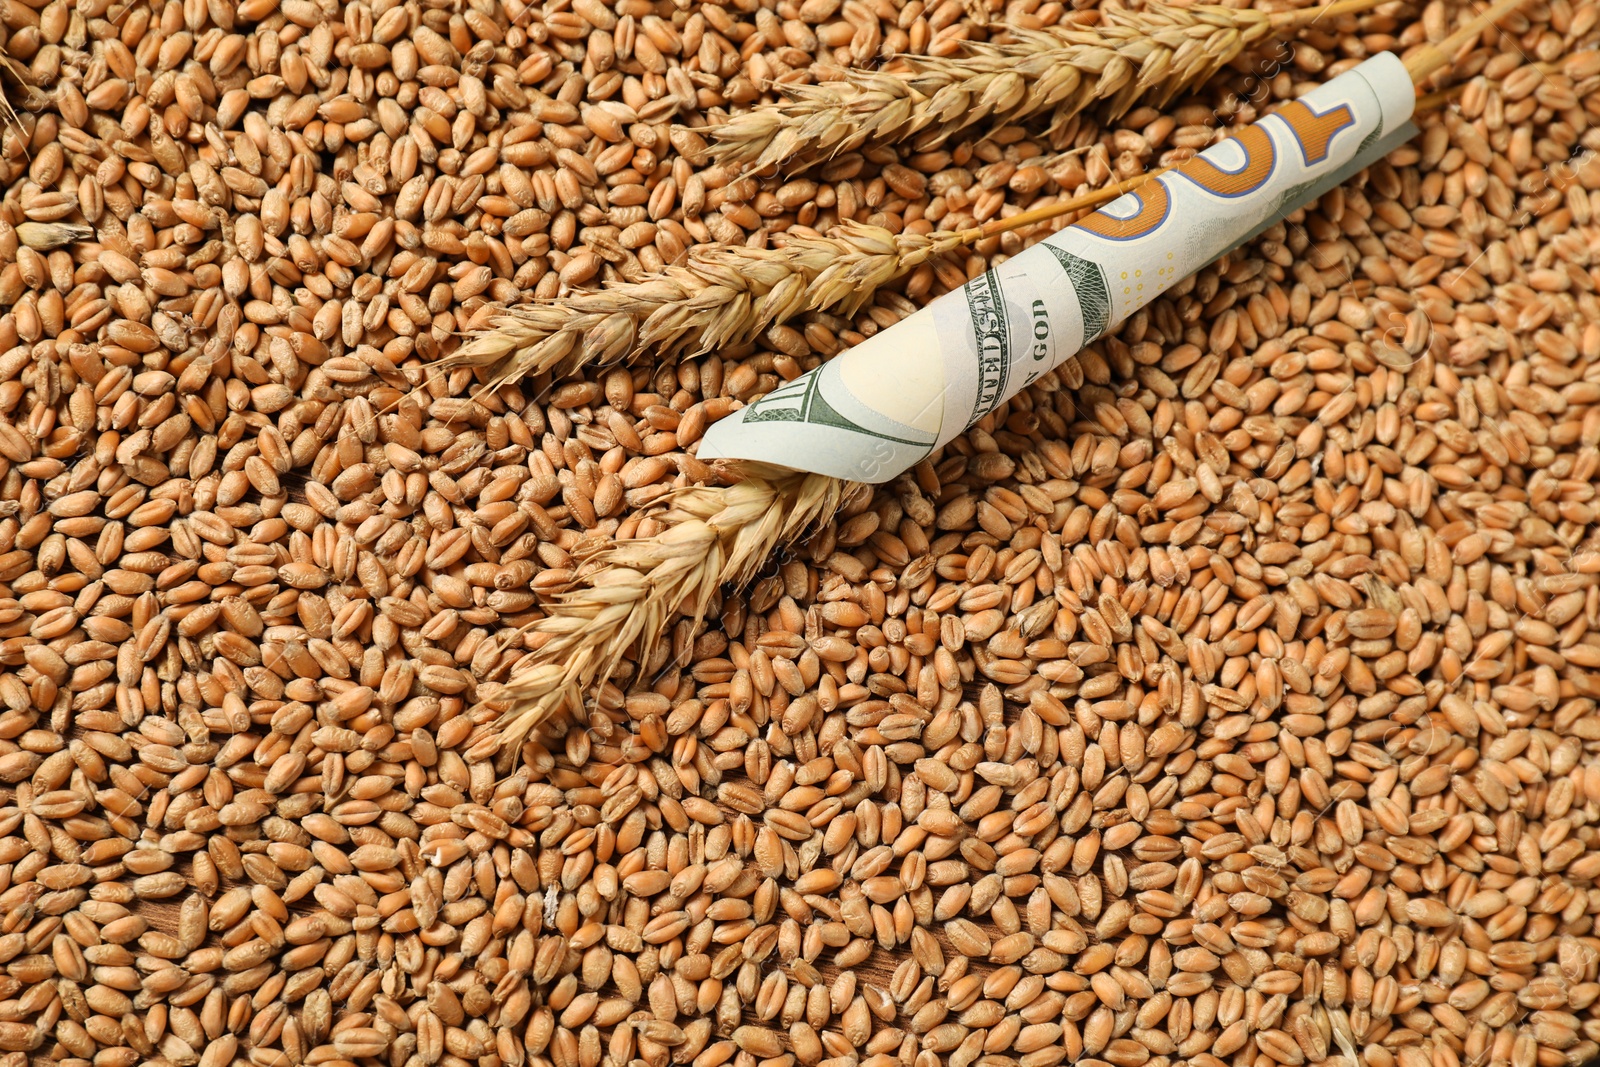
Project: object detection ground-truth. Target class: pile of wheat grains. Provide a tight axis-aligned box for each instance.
[0,1,1597,1067]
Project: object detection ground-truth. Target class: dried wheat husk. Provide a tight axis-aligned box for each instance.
[702,0,1382,174]
[441,224,944,391]
[471,463,851,755]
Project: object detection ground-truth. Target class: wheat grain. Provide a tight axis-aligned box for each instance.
[13,221,91,249]
[701,0,1379,175]
[1,1,1596,1067]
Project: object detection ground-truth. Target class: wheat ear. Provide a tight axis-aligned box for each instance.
[440,224,941,390]
[440,173,1154,389]
[470,463,847,756]
[701,0,1383,175]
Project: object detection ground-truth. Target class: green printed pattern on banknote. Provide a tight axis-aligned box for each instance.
[742,373,929,446]
[1044,247,1111,343]
[964,269,1012,430]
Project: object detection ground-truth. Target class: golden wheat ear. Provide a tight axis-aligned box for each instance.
[436,228,938,383]
[699,0,1387,175]
[467,463,849,755]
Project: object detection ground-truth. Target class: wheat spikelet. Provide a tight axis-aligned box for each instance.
[441,223,949,389]
[470,463,849,755]
[701,0,1371,174]
[447,0,1392,390]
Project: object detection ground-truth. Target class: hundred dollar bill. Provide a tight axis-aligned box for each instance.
[699,51,1418,484]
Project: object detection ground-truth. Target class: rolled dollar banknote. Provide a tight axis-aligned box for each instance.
[700,51,1418,484]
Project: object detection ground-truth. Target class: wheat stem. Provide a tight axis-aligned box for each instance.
[1266,0,1392,30]
[1402,0,1529,84]
[1412,57,1554,110]
[953,169,1166,244]
[701,0,1384,175]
